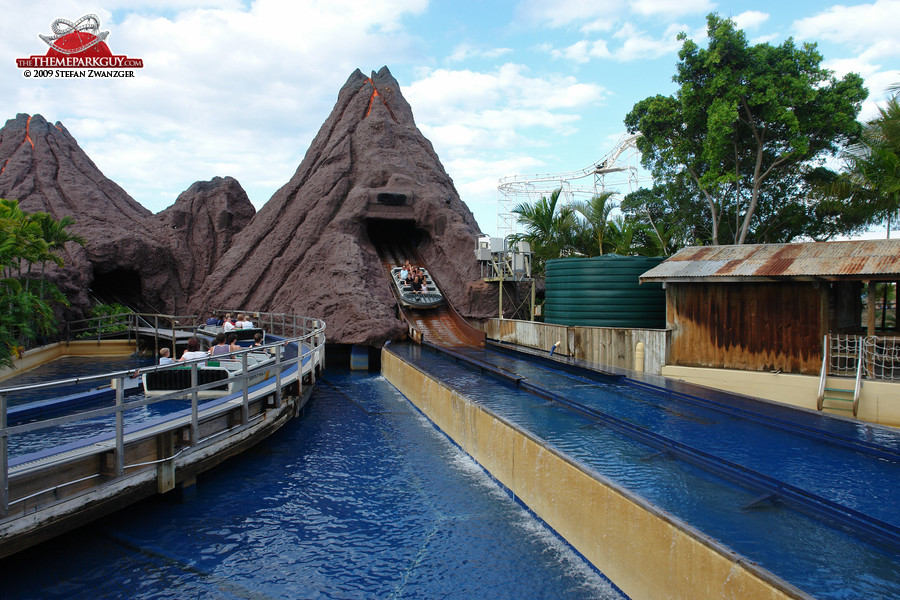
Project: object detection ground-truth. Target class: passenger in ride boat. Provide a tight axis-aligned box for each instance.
[205,312,219,326]
[159,347,175,365]
[399,263,409,283]
[242,314,255,329]
[411,274,424,294]
[227,333,241,352]
[131,346,176,378]
[210,333,230,356]
[235,313,246,328]
[223,314,236,332]
[250,332,263,347]
[179,337,208,361]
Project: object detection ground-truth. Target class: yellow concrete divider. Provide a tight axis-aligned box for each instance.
[382,348,811,600]
[0,340,139,383]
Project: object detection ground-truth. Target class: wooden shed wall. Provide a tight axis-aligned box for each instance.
[667,281,825,375]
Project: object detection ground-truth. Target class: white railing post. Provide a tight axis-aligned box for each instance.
[115,375,125,477]
[275,345,283,407]
[241,352,249,425]
[190,364,199,445]
[817,334,828,411]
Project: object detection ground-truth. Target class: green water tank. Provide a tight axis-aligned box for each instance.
[544,255,666,328]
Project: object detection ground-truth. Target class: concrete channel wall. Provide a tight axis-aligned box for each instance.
[0,340,138,383]
[484,319,669,375]
[663,365,900,428]
[383,348,809,600]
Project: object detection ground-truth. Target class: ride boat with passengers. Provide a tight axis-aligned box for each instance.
[144,324,276,398]
[391,266,443,309]
[142,349,277,398]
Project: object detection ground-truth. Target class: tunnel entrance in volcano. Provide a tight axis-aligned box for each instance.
[366,219,431,262]
[89,268,144,311]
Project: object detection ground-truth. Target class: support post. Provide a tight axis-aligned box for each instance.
[499,269,504,319]
[530,279,536,322]
[275,344,283,407]
[241,352,249,425]
[190,364,199,445]
[0,392,8,517]
[115,375,125,477]
[867,280,876,337]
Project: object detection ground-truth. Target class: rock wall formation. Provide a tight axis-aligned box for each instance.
[0,66,496,345]
[189,67,493,344]
[0,114,255,317]
[155,176,256,297]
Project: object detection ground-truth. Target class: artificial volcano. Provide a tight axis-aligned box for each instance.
[190,66,492,344]
[0,114,255,316]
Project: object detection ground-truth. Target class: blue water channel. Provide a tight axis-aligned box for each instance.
[3,343,304,460]
[1,368,622,600]
[385,342,900,599]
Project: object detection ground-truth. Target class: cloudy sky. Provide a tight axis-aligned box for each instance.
[3,0,899,238]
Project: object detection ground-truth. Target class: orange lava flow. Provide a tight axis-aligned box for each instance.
[24,115,34,150]
[366,88,380,118]
[1,116,36,176]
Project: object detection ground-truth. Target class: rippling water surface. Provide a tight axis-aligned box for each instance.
[2,369,622,600]
[387,343,900,600]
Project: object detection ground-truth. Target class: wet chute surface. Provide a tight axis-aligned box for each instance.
[370,224,484,348]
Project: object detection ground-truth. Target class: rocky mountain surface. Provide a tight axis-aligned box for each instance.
[0,66,495,344]
[155,176,256,297]
[188,67,494,344]
[0,114,255,316]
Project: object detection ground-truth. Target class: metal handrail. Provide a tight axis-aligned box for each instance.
[853,347,863,417]
[817,334,828,411]
[0,313,326,517]
[65,312,199,343]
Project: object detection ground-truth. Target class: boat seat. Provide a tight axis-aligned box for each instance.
[144,367,230,392]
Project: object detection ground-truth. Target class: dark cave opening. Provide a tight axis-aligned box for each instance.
[366,218,430,250]
[90,268,144,309]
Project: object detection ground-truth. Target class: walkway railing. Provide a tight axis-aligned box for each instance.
[64,312,199,345]
[0,312,326,518]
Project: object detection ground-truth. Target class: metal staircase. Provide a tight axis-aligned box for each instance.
[817,334,863,416]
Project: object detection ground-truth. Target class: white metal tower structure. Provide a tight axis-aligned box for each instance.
[496,133,643,240]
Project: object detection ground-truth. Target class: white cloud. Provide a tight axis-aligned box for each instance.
[552,40,611,63]
[611,22,684,61]
[5,1,430,212]
[550,21,683,64]
[629,0,715,17]
[793,0,900,57]
[448,43,513,62]
[732,10,769,31]
[404,64,607,225]
[515,0,626,29]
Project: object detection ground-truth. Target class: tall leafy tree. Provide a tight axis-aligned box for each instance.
[624,13,867,245]
[0,199,82,365]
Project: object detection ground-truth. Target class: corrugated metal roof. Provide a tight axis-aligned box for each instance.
[640,239,900,281]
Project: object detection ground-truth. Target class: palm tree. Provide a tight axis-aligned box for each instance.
[32,212,84,300]
[838,92,900,231]
[571,191,618,256]
[0,199,84,363]
[511,189,578,272]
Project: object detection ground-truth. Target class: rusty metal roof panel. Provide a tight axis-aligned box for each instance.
[640,240,900,281]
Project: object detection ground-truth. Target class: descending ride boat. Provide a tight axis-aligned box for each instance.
[391,267,444,309]
[142,350,277,398]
